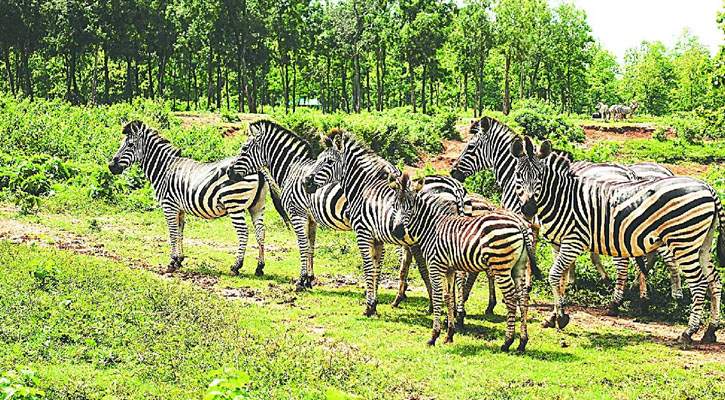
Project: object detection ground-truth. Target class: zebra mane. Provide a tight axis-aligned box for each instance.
[341,134,401,178]
[472,116,519,142]
[418,191,458,217]
[125,121,181,157]
[248,119,312,157]
[546,152,576,177]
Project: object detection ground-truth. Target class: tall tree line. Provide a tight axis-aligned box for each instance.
[1,0,723,115]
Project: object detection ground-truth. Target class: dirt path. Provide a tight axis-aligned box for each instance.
[3,213,725,362]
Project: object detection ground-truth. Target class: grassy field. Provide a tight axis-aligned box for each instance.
[2,200,725,399]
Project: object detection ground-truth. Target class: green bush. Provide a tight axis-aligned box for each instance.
[0,367,45,399]
[513,105,585,144]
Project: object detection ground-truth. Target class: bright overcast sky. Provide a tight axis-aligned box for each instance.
[561,0,724,61]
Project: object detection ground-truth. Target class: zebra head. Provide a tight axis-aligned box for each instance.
[510,136,551,219]
[450,116,501,182]
[302,132,344,194]
[389,173,423,240]
[108,120,147,175]
[227,133,262,182]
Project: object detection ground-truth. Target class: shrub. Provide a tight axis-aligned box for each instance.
[88,168,125,201]
[0,367,45,399]
[511,99,584,143]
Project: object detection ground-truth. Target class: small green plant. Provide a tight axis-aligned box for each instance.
[653,126,668,142]
[89,169,125,201]
[203,369,251,400]
[30,259,59,288]
[0,368,45,400]
[221,110,241,123]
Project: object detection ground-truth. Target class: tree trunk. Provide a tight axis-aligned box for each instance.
[292,58,297,113]
[216,63,222,109]
[408,59,415,113]
[147,57,154,98]
[207,41,214,109]
[91,43,99,106]
[366,64,371,112]
[464,73,469,116]
[282,62,289,113]
[66,54,72,102]
[186,51,192,110]
[157,52,166,98]
[225,65,230,110]
[3,48,15,96]
[353,53,361,113]
[503,53,511,115]
[421,63,427,114]
[125,56,133,102]
[341,60,348,113]
[103,51,109,103]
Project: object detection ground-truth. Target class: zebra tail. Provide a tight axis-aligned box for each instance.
[715,194,725,269]
[522,226,541,280]
[258,171,291,230]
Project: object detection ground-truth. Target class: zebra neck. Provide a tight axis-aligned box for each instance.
[263,136,311,189]
[409,196,442,245]
[489,135,518,200]
[140,138,181,188]
[340,149,387,202]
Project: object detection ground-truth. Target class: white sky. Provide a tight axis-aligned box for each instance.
[563,0,724,61]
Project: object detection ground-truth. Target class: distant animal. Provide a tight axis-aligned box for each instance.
[608,104,624,121]
[108,120,287,276]
[389,173,539,352]
[595,102,608,120]
[619,101,639,120]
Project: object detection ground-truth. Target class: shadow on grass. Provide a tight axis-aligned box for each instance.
[574,330,652,350]
[442,341,580,362]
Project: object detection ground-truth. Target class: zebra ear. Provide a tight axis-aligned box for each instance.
[538,140,552,159]
[480,117,491,133]
[523,136,535,157]
[388,173,399,190]
[510,138,524,157]
[413,177,425,193]
[333,134,342,151]
[321,135,333,149]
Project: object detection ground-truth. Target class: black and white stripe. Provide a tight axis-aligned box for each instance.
[389,174,538,352]
[511,136,724,345]
[109,120,278,275]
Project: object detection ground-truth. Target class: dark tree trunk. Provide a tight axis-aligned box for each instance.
[421,63,427,114]
[366,64,371,112]
[207,41,214,109]
[282,63,289,113]
[186,51,191,110]
[157,52,167,98]
[216,63,222,109]
[341,60,348,113]
[125,56,133,102]
[326,56,331,112]
[353,53,361,113]
[292,58,297,113]
[464,73,469,116]
[91,43,99,106]
[103,51,109,103]
[3,48,15,95]
[408,59,415,113]
[147,57,154,98]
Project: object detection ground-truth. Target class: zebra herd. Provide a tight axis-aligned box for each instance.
[109,117,725,352]
[595,101,639,121]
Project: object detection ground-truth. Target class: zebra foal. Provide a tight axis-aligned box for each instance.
[511,136,724,345]
[109,120,285,275]
[389,174,539,352]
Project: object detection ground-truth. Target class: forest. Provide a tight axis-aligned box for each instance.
[2,0,725,117]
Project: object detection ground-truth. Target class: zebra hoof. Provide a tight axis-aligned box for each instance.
[254,263,264,277]
[702,325,718,344]
[294,277,308,292]
[455,315,465,332]
[362,302,377,317]
[605,302,620,317]
[391,293,406,308]
[541,315,556,329]
[485,304,496,315]
[304,275,315,289]
[164,261,179,274]
[426,330,440,347]
[677,332,693,346]
[557,313,570,329]
[230,268,239,277]
[444,327,455,344]
[516,338,528,354]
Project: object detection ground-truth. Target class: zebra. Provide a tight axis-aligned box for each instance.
[511,136,724,345]
[608,104,624,121]
[388,173,539,352]
[300,133,457,316]
[224,121,466,309]
[619,101,640,120]
[108,120,286,275]
[595,102,608,121]
[449,117,682,311]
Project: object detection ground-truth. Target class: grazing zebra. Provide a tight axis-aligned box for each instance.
[511,136,724,345]
[108,120,285,275]
[620,101,640,120]
[596,102,609,121]
[449,117,682,308]
[608,104,624,121]
[388,173,539,352]
[225,121,464,307]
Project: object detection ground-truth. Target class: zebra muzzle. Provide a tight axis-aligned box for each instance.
[108,160,123,175]
[302,176,318,194]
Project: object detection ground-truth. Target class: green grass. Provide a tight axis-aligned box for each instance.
[2,200,725,399]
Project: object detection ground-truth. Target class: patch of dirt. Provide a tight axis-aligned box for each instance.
[411,123,472,174]
[532,304,725,365]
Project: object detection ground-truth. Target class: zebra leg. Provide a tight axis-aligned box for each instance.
[443,270,457,344]
[589,253,611,285]
[544,243,583,329]
[462,271,479,304]
[248,205,266,277]
[163,208,183,273]
[290,215,311,291]
[426,263,444,346]
[392,246,412,308]
[700,227,720,344]
[672,246,709,345]
[229,212,250,276]
[484,270,497,315]
[357,235,380,316]
[496,273,519,352]
[411,245,433,314]
[454,271,466,331]
[517,273,530,353]
[660,248,682,299]
[305,218,318,288]
[605,258,630,317]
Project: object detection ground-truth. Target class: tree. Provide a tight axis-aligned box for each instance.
[620,41,675,115]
